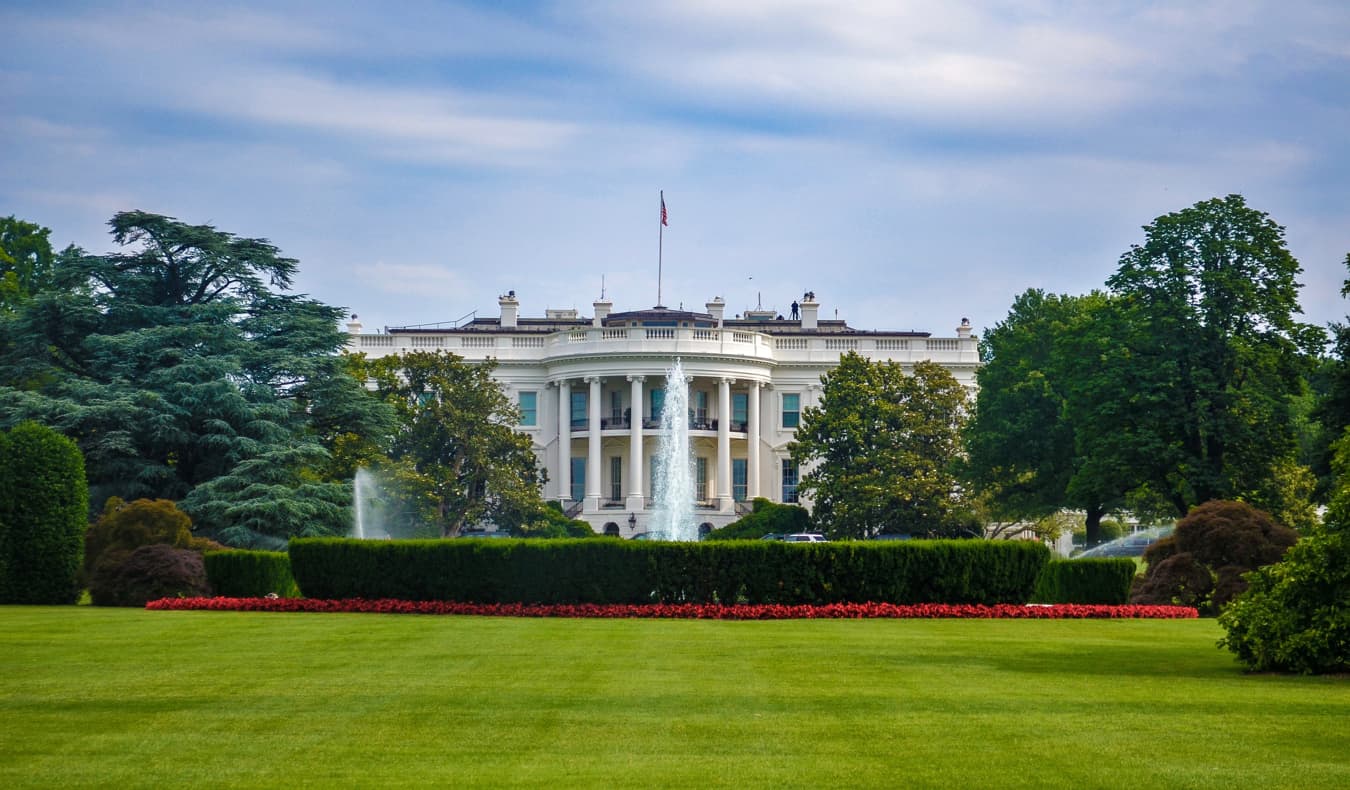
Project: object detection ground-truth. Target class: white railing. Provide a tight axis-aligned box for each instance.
[350,327,975,367]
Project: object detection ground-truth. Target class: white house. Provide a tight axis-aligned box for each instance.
[346,292,977,536]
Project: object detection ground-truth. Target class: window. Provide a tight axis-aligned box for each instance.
[610,391,623,425]
[696,457,708,501]
[693,391,708,424]
[781,393,800,429]
[610,456,623,501]
[518,391,537,426]
[650,389,665,422]
[781,459,799,503]
[571,391,588,430]
[732,458,747,502]
[570,457,585,502]
[732,392,748,429]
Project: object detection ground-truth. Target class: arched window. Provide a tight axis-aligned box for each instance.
[699,522,713,539]
[603,522,621,537]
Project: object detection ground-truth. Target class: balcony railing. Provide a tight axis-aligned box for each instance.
[352,326,976,366]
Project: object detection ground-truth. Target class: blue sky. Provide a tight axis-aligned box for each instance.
[3,1,1348,336]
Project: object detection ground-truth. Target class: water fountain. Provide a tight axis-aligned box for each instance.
[352,467,385,539]
[649,359,697,541]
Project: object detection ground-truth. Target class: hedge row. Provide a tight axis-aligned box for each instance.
[288,538,1051,605]
[0,422,89,604]
[204,550,300,598]
[1031,558,1137,605]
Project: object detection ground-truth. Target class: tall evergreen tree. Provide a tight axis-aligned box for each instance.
[0,211,393,543]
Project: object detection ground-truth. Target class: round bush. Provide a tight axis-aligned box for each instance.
[89,544,210,607]
[1218,529,1349,674]
[1131,500,1296,615]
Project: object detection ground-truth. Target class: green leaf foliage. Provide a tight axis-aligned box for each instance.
[0,421,89,604]
[1031,558,1137,604]
[790,353,968,539]
[1083,195,1321,518]
[1218,528,1349,674]
[89,544,210,607]
[963,289,1122,544]
[0,211,393,543]
[704,498,813,540]
[289,537,1048,605]
[0,216,56,311]
[204,550,300,598]
[356,350,545,536]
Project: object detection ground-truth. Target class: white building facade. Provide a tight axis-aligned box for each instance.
[347,293,977,536]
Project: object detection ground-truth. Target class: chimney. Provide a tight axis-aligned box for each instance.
[957,317,973,339]
[499,291,519,328]
[706,297,725,327]
[800,291,820,331]
[593,298,613,327]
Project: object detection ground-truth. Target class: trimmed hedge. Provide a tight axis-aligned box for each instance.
[0,422,89,604]
[1031,558,1137,604]
[289,538,1050,605]
[205,550,300,598]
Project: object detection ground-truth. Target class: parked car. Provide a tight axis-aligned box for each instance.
[782,533,829,543]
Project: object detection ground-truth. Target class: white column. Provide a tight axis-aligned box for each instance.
[748,381,761,499]
[557,379,571,502]
[717,377,733,512]
[586,376,603,509]
[627,375,645,511]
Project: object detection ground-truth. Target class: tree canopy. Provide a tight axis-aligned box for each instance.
[790,353,967,539]
[962,289,1124,544]
[0,211,392,544]
[354,350,545,537]
[1092,195,1321,520]
[0,216,55,311]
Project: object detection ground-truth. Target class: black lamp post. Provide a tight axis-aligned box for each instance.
[628,513,637,531]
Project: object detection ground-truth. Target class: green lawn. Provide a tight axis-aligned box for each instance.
[2,607,1346,788]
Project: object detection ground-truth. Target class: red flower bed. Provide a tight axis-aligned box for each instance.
[146,597,1198,619]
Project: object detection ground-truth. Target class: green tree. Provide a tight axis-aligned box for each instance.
[1085,195,1321,518]
[0,216,55,311]
[963,289,1124,545]
[0,211,393,543]
[789,353,967,539]
[358,350,544,537]
[0,421,89,604]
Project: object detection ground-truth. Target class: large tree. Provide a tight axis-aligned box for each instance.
[790,353,968,539]
[356,350,545,537]
[0,211,392,543]
[0,216,55,312]
[1084,195,1321,520]
[963,289,1125,545]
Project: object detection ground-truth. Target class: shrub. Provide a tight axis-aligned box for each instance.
[204,550,300,598]
[1130,500,1296,615]
[513,502,595,538]
[1218,529,1349,674]
[705,498,813,540]
[289,537,1050,605]
[89,544,210,607]
[1032,558,1136,604]
[0,422,89,604]
[84,497,194,581]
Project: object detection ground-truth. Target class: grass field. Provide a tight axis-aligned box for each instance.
[2,607,1346,788]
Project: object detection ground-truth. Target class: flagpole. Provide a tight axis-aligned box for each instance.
[657,190,664,308]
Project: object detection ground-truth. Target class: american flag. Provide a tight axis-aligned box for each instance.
[660,194,668,226]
